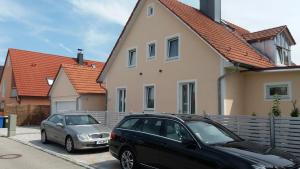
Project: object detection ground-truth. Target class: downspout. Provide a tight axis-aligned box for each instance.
[218,63,240,115]
[76,96,81,111]
[99,82,108,111]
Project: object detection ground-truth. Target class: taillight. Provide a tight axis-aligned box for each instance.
[110,131,117,140]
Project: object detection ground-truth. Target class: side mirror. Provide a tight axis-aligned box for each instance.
[56,123,64,128]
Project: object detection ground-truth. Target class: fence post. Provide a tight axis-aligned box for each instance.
[104,111,108,126]
[270,115,275,148]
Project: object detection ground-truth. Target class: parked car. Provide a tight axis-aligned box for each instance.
[40,113,110,153]
[109,114,300,169]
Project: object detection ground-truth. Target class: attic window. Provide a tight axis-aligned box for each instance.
[91,64,96,69]
[47,78,54,86]
[147,4,155,17]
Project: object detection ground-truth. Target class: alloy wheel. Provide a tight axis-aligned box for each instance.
[121,150,134,169]
[66,137,73,153]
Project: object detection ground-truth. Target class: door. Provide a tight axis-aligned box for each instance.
[134,118,163,168]
[178,82,195,114]
[56,101,76,113]
[51,115,66,145]
[159,120,217,169]
[46,115,60,141]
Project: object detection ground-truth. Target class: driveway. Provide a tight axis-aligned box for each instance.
[0,127,120,169]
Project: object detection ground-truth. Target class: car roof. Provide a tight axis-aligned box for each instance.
[52,113,92,116]
[124,113,209,122]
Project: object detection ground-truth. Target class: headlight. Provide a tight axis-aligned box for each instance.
[77,134,90,141]
[252,164,266,169]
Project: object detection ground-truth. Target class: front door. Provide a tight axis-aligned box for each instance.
[179,82,195,114]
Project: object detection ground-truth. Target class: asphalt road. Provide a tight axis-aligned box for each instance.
[0,137,85,169]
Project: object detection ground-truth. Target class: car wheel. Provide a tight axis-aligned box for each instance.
[65,136,75,153]
[41,130,48,144]
[120,148,138,169]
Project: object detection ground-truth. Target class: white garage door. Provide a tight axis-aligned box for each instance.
[56,101,76,113]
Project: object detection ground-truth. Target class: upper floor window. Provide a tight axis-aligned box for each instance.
[166,35,180,60]
[128,48,137,68]
[277,47,289,65]
[144,85,155,110]
[147,42,156,60]
[117,88,126,112]
[47,77,54,86]
[147,4,155,17]
[265,82,291,100]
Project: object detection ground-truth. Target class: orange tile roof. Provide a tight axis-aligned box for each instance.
[62,64,105,94]
[158,0,274,68]
[8,48,103,97]
[242,26,287,42]
[225,21,250,36]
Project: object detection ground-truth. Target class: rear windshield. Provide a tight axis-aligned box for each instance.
[65,115,99,125]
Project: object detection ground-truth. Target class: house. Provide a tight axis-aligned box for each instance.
[49,63,105,114]
[97,0,298,117]
[0,48,103,124]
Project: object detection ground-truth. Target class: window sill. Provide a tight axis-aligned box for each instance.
[144,108,155,112]
[127,65,137,68]
[165,57,179,63]
[264,97,291,101]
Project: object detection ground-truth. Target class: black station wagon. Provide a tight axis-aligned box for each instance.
[109,114,300,169]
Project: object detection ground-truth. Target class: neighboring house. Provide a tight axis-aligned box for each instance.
[49,64,105,114]
[97,0,298,116]
[0,48,103,124]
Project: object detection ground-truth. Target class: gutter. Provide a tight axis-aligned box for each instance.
[217,63,240,115]
[99,82,108,111]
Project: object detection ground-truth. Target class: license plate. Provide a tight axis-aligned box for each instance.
[96,140,108,145]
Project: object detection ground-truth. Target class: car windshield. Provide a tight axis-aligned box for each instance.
[65,115,99,125]
[186,121,241,145]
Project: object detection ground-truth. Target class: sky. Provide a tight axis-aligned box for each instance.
[0,0,300,65]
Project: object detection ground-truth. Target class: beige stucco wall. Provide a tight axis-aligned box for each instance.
[79,94,106,111]
[242,71,300,117]
[104,0,222,114]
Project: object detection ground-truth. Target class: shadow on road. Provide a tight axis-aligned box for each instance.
[91,160,121,169]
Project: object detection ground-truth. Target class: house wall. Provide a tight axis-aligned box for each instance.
[104,0,221,114]
[242,71,300,117]
[79,94,106,111]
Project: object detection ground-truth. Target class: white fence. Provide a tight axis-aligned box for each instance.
[64,111,300,157]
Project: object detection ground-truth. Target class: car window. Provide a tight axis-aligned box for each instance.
[49,115,59,123]
[65,115,98,125]
[119,118,142,130]
[141,118,163,136]
[163,120,192,142]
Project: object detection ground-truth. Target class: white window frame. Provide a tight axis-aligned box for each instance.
[143,84,156,111]
[177,79,197,114]
[146,3,155,17]
[146,41,157,61]
[165,33,181,62]
[264,81,292,101]
[127,47,137,68]
[116,87,127,112]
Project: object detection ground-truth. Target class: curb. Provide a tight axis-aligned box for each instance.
[6,137,95,169]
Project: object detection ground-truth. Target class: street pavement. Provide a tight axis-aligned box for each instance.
[0,127,120,169]
[0,137,85,169]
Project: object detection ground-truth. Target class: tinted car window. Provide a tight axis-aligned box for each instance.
[141,118,163,135]
[48,115,61,123]
[119,118,140,129]
[163,120,191,142]
[65,115,98,125]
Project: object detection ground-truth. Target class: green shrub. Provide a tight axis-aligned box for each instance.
[271,95,281,117]
[291,100,299,117]
[251,112,257,116]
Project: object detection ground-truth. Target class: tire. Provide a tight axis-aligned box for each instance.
[119,148,138,169]
[41,130,48,144]
[65,136,75,153]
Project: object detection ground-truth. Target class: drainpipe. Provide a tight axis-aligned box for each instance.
[99,82,108,111]
[76,96,81,111]
[217,63,240,115]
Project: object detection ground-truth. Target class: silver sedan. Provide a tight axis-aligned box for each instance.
[40,113,110,153]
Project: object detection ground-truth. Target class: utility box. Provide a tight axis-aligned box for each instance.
[4,116,9,128]
[8,114,17,137]
[0,116,4,128]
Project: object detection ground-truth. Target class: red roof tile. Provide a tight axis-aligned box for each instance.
[62,64,105,94]
[8,48,103,97]
[242,26,286,42]
[225,21,250,36]
[158,0,274,68]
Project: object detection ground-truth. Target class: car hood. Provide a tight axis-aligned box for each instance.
[214,141,299,168]
[67,124,111,134]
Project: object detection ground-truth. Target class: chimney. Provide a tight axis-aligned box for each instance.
[77,49,84,65]
[199,0,221,23]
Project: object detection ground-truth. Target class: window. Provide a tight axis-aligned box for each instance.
[48,115,63,124]
[141,118,163,135]
[265,82,291,100]
[147,5,154,17]
[178,81,196,114]
[166,36,179,60]
[47,78,54,86]
[277,46,290,65]
[119,118,142,131]
[117,88,126,112]
[147,42,156,60]
[128,49,137,67]
[163,120,192,142]
[144,85,155,110]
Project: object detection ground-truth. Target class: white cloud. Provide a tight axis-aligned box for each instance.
[69,0,136,25]
[59,43,73,54]
[0,0,29,22]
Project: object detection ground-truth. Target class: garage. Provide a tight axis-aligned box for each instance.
[55,101,76,114]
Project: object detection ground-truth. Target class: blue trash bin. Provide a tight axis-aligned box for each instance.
[0,116,4,128]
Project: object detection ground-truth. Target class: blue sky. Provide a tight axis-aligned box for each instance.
[1,0,300,65]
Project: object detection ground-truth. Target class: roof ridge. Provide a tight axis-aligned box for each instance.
[244,25,286,35]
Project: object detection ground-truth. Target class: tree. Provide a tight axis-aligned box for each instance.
[291,100,299,117]
[271,95,281,117]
